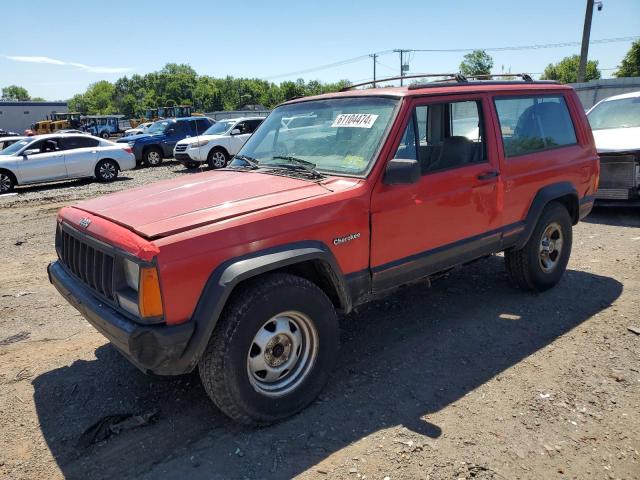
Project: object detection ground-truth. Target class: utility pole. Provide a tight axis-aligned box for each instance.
[370,53,378,87]
[394,49,411,86]
[578,0,603,83]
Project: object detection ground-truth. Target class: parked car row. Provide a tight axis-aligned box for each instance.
[0,134,136,194]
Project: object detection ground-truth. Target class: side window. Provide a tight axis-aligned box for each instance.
[245,119,263,133]
[194,119,210,135]
[28,139,60,153]
[235,122,248,134]
[494,95,577,158]
[61,137,100,150]
[413,100,486,174]
[392,116,417,161]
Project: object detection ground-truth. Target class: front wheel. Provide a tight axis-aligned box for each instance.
[207,148,229,169]
[100,131,110,139]
[0,171,15,194]
[95,159,119,183]
[198,273,340,426]
[505,202,573,291]
[143,147,163,167]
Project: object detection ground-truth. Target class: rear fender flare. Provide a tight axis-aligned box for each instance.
[515,182,578,250]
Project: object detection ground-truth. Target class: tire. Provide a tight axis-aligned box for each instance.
[207,148,229,169]
[199,273,340,426]
[143,147,163,167]
[505,202,572,292]
[100,131,110,139]
[0,170,15,194]
[95,159,119,183]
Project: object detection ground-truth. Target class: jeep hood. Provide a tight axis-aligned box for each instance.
[71,170,352,239]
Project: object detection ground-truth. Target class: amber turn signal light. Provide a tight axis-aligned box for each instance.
[138,266,164,318]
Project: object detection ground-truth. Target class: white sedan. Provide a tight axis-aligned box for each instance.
[0,133,136,194]
[173,117,264,168]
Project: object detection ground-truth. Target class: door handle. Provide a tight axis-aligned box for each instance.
[477,171,499,180]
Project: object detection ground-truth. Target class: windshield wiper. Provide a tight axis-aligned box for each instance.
[233,154,260,169]
[271,155,324,178]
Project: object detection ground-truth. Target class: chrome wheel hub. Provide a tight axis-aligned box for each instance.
[212,152,226,168]
[100,163,116,179]
[539,222,563,273]
[0,173,11,192]
[148,152,160,164]
[247,311,318,397]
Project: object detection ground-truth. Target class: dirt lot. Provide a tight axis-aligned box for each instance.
[0,162,638,480]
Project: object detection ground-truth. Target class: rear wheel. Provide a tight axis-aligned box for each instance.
[143,147,163,167]
[0,171,15,194]
[505,202,573,291]
[100,131,110,139]
[207,148,229,169]
[198,273,340,426]
[95,159,119,182]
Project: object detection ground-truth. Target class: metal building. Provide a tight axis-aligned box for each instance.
[569,77,640,110]
[0,101,68,133]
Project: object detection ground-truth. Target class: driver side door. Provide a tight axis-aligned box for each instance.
[228,121,253,154]
[17,137,68,184]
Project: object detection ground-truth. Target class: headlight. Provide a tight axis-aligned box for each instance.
[190,140,209,148]
[123,258,140,291]
[116,258,163,322]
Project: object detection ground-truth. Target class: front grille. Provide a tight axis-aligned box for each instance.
[174,144,188,152]
[57,227,115,300]
[599,154,637,189]
[595,188,633,200]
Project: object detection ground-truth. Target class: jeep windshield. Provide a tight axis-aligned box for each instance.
[231,97,398,176]
[147,121,171,134]
[204,120,235,136]
[588,97,640,130]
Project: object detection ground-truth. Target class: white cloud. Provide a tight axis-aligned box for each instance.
[5,55,132,74]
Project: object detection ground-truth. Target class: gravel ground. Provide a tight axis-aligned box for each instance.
[0,163,638,480]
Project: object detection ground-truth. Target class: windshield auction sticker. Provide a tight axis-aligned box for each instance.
[332,114,378,128]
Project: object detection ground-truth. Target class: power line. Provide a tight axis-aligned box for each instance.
[263,36,637,81]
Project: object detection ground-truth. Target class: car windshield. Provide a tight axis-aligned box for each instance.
[588,97,640,130]
[0,139,31,155]
[147,121,171,134]
[232,97,398,176]
[204,121,235,136]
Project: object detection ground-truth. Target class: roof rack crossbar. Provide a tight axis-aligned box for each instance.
[340,73,464,91]
[467,73,534,82]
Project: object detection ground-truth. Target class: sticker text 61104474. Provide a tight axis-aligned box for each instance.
[331,114,378,129]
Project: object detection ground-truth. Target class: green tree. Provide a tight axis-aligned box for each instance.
[85,81,117,114]
[68,93,89,113]
[1,85,30,101]
[459,50,494,76]
[615,40,640,78]
[541,55,601,83]
[31,97,46,102]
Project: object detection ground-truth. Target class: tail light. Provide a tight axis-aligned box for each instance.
[123,147,133,154]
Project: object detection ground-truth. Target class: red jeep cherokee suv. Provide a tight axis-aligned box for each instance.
[49,76,598,425]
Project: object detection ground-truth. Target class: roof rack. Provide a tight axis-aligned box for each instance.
[340,73,466,91]
[467,73,534,81]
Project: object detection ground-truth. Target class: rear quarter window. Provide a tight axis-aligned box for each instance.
[494,95,577,158]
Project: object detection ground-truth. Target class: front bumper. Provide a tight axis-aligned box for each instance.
[174,149,207,163]
[48,261,195,375]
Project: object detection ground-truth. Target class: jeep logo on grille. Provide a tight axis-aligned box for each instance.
[79,218,91,228]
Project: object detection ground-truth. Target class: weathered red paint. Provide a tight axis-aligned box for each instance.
[58,82,598,325]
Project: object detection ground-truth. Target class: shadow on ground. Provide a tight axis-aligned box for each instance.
[583,205,640,228]
[32,257,622,479]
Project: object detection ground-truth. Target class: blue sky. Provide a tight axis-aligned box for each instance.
[1,0,638,100]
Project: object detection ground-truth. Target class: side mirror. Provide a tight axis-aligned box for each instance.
[230,128,241,135]
[22,149,39,156]
[166,128,176,134]
[383,158,420,185]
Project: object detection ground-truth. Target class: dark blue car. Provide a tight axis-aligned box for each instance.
[118,117,214,166]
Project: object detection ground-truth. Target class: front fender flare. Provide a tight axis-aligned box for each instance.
[179,241,349,372]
